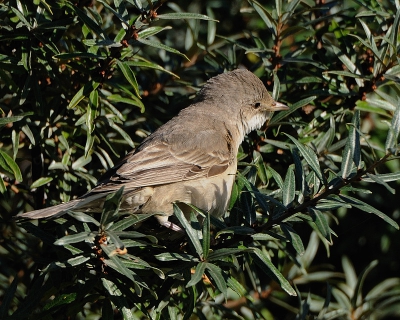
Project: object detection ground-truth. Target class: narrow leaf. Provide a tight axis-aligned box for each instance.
[340,194,399,229]
[137,26,172,39]
[341,110,361,178]
[186,262,206,287]
[282,165,296,207]
[365,173,395,194]
[173,204,203,259]
[54,232,96,245]
[252,248,297,296]
[68,81,100,109]
[202,212,210,259]
[385,98,400,153]
[156,12,218,21]
[116,60,140,97]
[205,263,227,297]
[281,223,304,255]
[309,208,331,242]
[0,150,23,181]
[285,134,324,182]
[137,38,189,61]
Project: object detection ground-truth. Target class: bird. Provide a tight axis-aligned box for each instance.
[16,69,288,231]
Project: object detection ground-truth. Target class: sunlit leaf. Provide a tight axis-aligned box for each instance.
[156,12,218,21]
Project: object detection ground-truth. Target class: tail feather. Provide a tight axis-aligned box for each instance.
[16,192,107,220]
[16,200,81,219]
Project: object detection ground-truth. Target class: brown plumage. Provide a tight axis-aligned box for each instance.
[16,69,288,230]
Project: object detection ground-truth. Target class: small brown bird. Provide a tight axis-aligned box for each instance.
[17,69,288,230]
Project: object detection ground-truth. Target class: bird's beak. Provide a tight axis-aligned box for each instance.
[258,100,289,112]
[270,101,289,111]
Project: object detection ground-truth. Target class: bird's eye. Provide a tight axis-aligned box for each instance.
[254,102,261,108]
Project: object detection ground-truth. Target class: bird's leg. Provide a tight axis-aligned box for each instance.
[156,215,184,233]
[162,220,184,233]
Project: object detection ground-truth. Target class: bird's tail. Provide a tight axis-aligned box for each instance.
[16,200,82,220]
[16,193,106,220]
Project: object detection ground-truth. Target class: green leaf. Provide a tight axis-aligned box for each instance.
[339,194,399,229]
[388,8,400,57]
[0,176,6,193]
[155,252,198,262]
[54,232,96,245]
[272,71,280,101]
[100,187,125,227]
[351,260,379,308]
[21,125,35,145]
[324,70,366,79]
[186,262,206,287]
[285,134,324,183]
[43,293,78,311]
[101,278,135,319]
[205,263,227,297]
[116,60,140,98]
[309,208,331,242]
[385,98,400,153]
[11,130,19,160]
[30,177,53,189]
[137,38,189,61]
[48,254,92,269]
[267,165,284,189]
[327,40,363,87]
[102,245,137,283]
[292,147,307,203]
[202,212,210,259]
[68,81,100,109]
[0,150,23,182]
[126,59,179,78]
[109,213,156,231]
[87,89,98,134]
[227,277,248,297]
[156,12,218,21]
[53,52,106,60]
[365,173,395,194]
[362,172,400,183]
[316,126,335,153]
[207,6,217,45]
[173,203,203,259]
[253,190,270,216]
[97,0,129,27]
[282,165,296,207]
[107,94,145,112]
[208,248,248,261]
[341,110,361,179]
[271,96,316,124]
[315,198,351,211]
[108,121,136,148]
[0,112,33,127]
[67,211,100,226]
[281,223,304,255]
[250,0,277,36]
[10,7,32,28]
[67,3,106,39]
[84,131,95,158]
[216,226,255,237]
[72,155,92,171]
[252,248,297,296]
[137,26,172,39]
[107,230,125,250]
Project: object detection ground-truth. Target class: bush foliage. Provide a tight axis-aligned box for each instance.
[1,0,400,319]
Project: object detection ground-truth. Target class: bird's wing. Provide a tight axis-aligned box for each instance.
[92,127,234,193]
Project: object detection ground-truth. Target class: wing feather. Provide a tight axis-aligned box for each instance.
[93,126,234,193]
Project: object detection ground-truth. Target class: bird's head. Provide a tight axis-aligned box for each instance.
[196,69,289,135]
